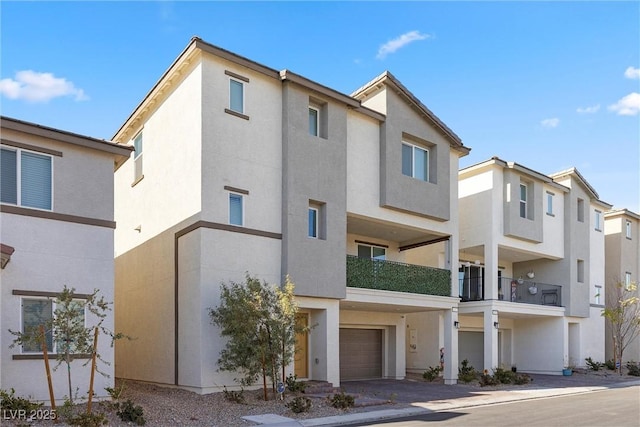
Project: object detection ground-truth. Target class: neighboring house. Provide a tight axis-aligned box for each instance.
[112,37,470,393]
[0,116,132,402]
[604,208,640,362]
[457,158,611,373]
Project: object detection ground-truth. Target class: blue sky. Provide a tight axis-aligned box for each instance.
[1,1,639,211]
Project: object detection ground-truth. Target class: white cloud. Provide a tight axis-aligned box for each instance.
[576,104,600,114]
[541,118,560,128]
[608,92,640,116]
[624,66,640,80]
[376,30,430,60]
[0,70,88,103]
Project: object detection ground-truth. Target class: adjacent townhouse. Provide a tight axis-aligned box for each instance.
[0,116,132,402]
[457,158,611,374]
[604,208,640,363]
[112,37,470,393]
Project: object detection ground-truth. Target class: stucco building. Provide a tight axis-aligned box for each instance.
[112,37,470,392]
[0,116,132,402]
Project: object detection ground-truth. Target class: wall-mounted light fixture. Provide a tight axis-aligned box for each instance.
[492,310,498,315]
[494,321,499,329]
[452,307,459,312]
[454,321,460,329]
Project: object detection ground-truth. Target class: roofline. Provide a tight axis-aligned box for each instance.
[1,116,133,161]
[605,208,640,220]
[459,156,570,192]
[352,71,470,155]
[549,167,599,200]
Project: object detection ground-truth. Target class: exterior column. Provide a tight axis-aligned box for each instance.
[483,307,499,371]
[448,237,460,298]
[443,308,459,384]
[325,301,340,386]
[484,242,499,300]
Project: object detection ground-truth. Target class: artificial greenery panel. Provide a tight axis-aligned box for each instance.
[346,255,451,296]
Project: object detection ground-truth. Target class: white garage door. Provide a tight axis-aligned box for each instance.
[339,328,382,380]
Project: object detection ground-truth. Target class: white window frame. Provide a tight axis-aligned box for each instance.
[133,132,143,182]
[577,259,585,283]
[519,183,528,219]
[229,77,245,114]
[228,192,244,226]
[1,146,53,211]
[577,198,585,222]
[625,272,632,288]
[20,297,86,355]
[546,191,554,216]
[594,210,602,232]
[626,220,632,239]
[308,106,320,137]
[595,285,602,305]
[402,141,429,182]
[308,207,319,238]
[357,243,386,260]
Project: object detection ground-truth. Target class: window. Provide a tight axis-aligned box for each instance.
[229,193,243,226]
[519,183,528,218]
[577,259,585,283]
[546,192,554,216]
[402,142,429,181]
[594,210,602,231]
[308,207,318,238]
[595,285,602,305]
[625,272,632,288]
[626,220,632,239]
[357,244,386,260]
[21,298,85,354]
[309,106,319,137]
[229,79,244,114]
[133,132,143,182]
[577,198,585,222]
[1,147,52,210]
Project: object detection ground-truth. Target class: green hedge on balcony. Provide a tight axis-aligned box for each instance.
[346,255,451,296]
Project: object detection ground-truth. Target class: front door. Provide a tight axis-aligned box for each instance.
[294,314,308,379]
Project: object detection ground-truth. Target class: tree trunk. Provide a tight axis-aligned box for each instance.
[261,353,268,401]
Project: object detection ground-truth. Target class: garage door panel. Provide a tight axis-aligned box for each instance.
[339,329,382,380]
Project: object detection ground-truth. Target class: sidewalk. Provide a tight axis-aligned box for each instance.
[244,373,640,427]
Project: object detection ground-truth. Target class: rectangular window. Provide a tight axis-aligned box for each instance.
[229,79,244,114]
[309,107,319,137]
[308,207,318,238]
[357,244,386,260]
[21,298,85,354]
[401,142,428,181]
[626,220,632,239]
[546,192,554,216]
[625,272,632,287]
[1,147,52,210]
[595,285,602,305]
[133,132,143,182]
[594,210,602,232]
[519,184,527,219]
[577,259,585,283]
[577,198,585,222]
[229,193,243,226]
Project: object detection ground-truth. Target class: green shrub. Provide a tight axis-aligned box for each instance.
[514,373,531,385]
[116,399,146,425]
[222,386,245,404]
[585,357,605,371]
[479,371,499,387]
[286,373,306,393]
[458,359,478,383]
[329,391,355,409]
[605,359,617,370]
[286,396,312,413]
[67,412,108,427]
[422,366,442,382]
[626,361,640,376]
[0,388,42,412]
[493,367,516,384]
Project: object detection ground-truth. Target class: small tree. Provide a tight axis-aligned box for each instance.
[209,275,304,400]
[10,286,127,403]
[602,281,640,375]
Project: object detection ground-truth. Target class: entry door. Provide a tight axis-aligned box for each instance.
[294,314,308,379]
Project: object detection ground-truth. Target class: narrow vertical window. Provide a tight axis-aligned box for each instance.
[546,192,554,215]
[133,132,143,182]
[595,285,602,305]
[1,148,18,204]
[625,272,632,288]
[308,107,319,137]
[626,220,632,239]
[308,207,318,238]
[229,79,244,114]
[577,198,585,222]
[519,184,527,219]
[594,210,602,231]
[577,259,585,283]
[229,193,243,226]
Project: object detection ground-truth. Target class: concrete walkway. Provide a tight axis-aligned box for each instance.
[244,372,640,426]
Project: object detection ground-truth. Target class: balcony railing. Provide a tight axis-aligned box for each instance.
[346,255,451,297]
[499,277,562,307]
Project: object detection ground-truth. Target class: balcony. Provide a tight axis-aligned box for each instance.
[459,276,562,306]
[346,255,451,297]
